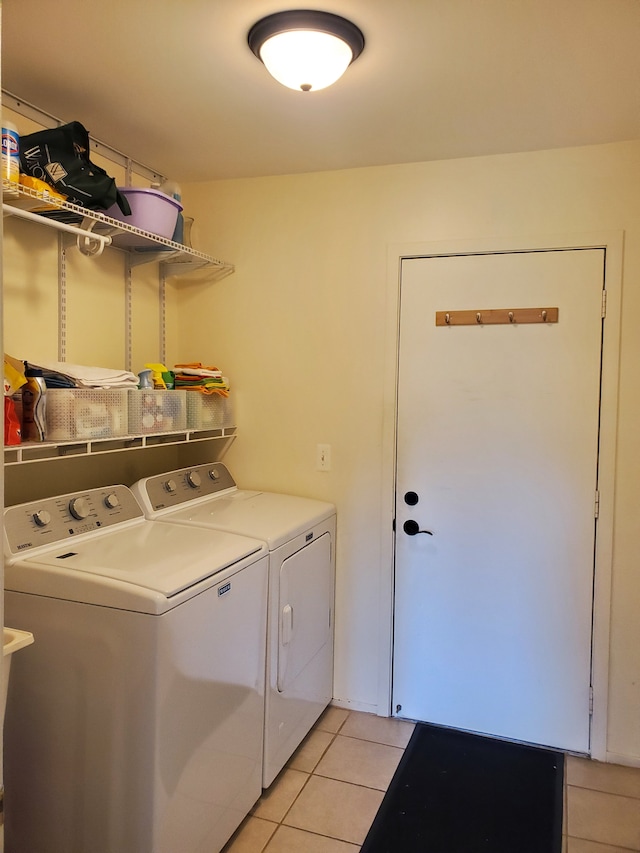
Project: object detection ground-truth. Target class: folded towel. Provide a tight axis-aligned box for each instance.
[176,367,223,378]
[173,362,229,396]
[34,361,139,389]
[174,362,221,373]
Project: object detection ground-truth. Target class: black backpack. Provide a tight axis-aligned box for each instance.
[19,121,131,215]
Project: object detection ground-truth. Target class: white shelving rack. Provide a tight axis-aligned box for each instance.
[2,180,234,278]
[2,93,237,463]
[4,427,237,466]
[3,179,235,367]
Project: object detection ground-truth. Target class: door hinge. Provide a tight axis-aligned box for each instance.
[602,289,607,319]
[589,686,594,716]
[594,490,600,519]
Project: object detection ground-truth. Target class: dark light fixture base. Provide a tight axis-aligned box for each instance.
[248,9,365,64]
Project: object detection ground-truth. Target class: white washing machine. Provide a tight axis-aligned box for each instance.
[3,484,269,853]
[132,463,336,787]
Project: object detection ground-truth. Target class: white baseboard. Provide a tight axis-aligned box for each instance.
[330,697,379,715]
[605,751,640,769]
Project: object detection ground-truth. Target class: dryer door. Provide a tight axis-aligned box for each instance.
[277,533,332,693]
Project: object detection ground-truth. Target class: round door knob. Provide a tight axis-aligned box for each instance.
[404,491,419,506]
[69,497,90,520]
[186,471,202,489]
[104,493,120,510]
[33,509,51,528]
[164,479,177,494]
[403,519,433,536]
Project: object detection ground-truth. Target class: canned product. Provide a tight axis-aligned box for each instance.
[2,120,20,196]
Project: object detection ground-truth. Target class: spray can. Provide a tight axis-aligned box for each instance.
[22,368,47,442]
[2,119,20,198]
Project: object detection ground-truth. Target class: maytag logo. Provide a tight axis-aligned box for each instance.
[17,542,32,550]
[218,582,231,597]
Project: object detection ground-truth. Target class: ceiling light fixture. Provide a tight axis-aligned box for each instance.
[248,9,365,92]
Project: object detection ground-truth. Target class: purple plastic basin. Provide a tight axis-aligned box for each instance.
[103,187,183,240]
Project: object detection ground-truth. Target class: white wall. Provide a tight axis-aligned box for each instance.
[179,141,640,761]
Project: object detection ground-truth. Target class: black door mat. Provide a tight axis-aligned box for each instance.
[361,722,564,853]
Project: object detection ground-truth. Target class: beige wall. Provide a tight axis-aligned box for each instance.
[1,106,164,370]
[179,141,640,762]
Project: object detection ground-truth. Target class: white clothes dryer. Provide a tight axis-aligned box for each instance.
[132,463,336,788]
[3,484,269,853]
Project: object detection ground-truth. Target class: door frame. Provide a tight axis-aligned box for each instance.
[378,231,623,762]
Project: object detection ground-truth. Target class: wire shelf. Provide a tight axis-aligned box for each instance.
[2,180,234,281]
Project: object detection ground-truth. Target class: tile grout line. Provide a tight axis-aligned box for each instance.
[277,710,352,827]
[275,710,408,849]
[566,782,640,801]
[238,709,413,852]
[567,834,639,852]
[270,708,396,849]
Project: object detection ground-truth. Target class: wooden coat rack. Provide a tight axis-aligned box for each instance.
[435,307,559,327]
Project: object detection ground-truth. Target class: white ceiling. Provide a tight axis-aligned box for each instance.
[3,0,640,183]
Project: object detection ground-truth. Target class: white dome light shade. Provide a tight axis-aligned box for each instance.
[248,10,365,93]
[260,30,353,92]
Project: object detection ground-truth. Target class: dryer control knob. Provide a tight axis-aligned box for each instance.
[164,479,177,494]
[69,497,91,520]
[104,493,120,510]
[186,471,202,489]
[209,469,220,481]
[33,509,51,528]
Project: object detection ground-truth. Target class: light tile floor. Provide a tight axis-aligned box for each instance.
[222,706,640,853]
[222,707,413,852]
[566,755,640,852]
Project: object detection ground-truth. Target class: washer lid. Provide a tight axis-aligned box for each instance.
[164,491,335,550]
[12,521,265,598]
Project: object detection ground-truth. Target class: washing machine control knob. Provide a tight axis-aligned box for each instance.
[104,493,120,510]
[209,469,220,481]
[186,471,202,489]
[164,479,177,494]
[33,509,51,528]
[69,497,91,520]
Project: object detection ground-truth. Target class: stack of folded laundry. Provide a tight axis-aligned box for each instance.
[173,362,229,396]
[29,361,140,389]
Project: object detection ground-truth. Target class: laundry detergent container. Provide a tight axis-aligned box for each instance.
[103,187,182,240]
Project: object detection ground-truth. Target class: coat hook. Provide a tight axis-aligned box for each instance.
[476,312,482,324]
[542,310,548,322]
[508,311,514,323]
[445,312,451,325]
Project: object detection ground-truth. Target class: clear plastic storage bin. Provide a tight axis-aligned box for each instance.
[186,393,234,430]
[128,389,187,434]
[45,389,129,441]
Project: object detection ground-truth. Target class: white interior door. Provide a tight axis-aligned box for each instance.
[393,249,605,753]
